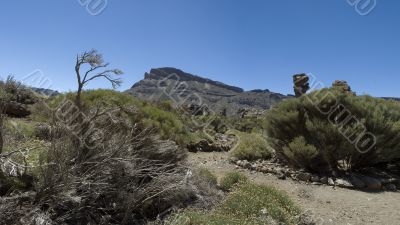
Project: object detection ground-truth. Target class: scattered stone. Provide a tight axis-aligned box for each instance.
[4,101,31,118]
[328,178,335,186]
[297,172,312,182]
[385,183,397,192]
[393,179,400,189]
[350,175,366,189]
[260,166,270,173]
[250,163,258,171]
[335,178,353,188]
[361,176,382,190]
[229,158,237,163]
[242,160,251,169]
[311,175,320,183]
[320,177,328,184]
[187,137,233,153]
[297,209,317,225]
[277,173,286,180]
[380,178,391,185]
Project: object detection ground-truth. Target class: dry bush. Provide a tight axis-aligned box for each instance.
[0,106,221,225]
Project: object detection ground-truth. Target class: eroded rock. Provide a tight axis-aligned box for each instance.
[293,74,310,97]
[297,172,312,182]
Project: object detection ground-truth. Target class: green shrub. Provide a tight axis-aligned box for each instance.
[231,117,265,133]
[0,76,38,104]
[283,136,319,171]
[35,90,196,146]
[266,88,400,172]
[229,130,272,161]
[219,172,248,191]
[198,168,218,186]
[4,119,36,139]
[167,183,301,225]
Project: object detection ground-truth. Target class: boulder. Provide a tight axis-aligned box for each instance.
[242,160,251,169]
[320,177,328,184]
[277,173,286,180]
[361,176,382,190]
[332,80,356,95]
[349,174,366,189]
[385,183,397,192]
[335,178,353,188]
[311,175,320,183]
[297,172,312,182]
[260,166,271,173]
[4,101,31,117]
[187,136,233,153]
[328,178,335,186]
[293,74,310,97]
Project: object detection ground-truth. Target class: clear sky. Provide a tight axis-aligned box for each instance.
[0,0,399,97]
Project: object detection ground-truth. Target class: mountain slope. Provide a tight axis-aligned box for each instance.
[126,67,289,116]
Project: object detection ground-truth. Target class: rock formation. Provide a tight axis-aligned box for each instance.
[127,67,289,116]
[293,74,310,97]
[332,80,355,95]
[4,101,31,117]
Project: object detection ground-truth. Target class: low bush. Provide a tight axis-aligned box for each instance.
[0,106,222,224]
[229,130,272,161]
[0,76,38,105]
[266,88,400,173]
[166,183,301,225]
[4,119,36,139]
[283,136,319,171]
[32,90,196,146]
[197,168,218,186]
[219,172,248,191]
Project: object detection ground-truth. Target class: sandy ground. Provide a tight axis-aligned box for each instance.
[189,152,400,225]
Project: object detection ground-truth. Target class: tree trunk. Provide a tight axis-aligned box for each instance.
[76,85,82,110]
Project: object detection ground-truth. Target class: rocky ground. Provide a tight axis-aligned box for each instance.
[188,152,400,225]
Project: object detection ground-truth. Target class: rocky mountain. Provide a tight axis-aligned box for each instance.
[31,87,60,97]
[126,67,289,116]
[382,97,400,101]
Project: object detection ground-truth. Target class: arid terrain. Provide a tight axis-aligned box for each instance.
[189,152,400,225]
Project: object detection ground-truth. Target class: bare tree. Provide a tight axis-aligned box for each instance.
[75,49,123,109]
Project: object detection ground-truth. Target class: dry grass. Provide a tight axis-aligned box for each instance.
[0,106,222,224]
[165,182,302,225]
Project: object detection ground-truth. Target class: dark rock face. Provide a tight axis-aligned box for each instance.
[127,67,288,116]
[4,101,31,117]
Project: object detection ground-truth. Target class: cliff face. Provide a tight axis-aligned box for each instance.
[126,67,289,116]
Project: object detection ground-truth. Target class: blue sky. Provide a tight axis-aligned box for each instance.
[0,0,399,97]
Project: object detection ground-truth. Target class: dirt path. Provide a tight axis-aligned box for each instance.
[188,152,400,225]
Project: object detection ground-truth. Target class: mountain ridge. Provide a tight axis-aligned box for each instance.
[126,67,289,116]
